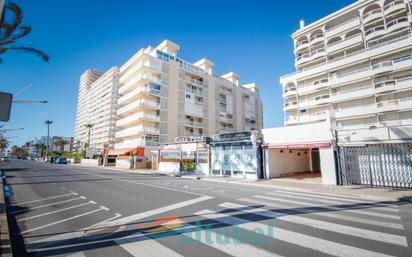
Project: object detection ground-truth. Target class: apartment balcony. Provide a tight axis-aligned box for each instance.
[188,89,204,96]
[365,25,386,41]
[310,48,326,61]
[310,34,324,46]
[371,61,394,75]
[118,86,161,105]
[117,100,160,116]
[386,17,410,34]
[329,67,371,87]
[299,111,328,123]
[120,59,162,85]
[182,120,205,128]
[294,40,309,53]
[116,112,160,127]
[396,76,412,90]
[314,95,331,105]
[295,53,310,66]
[283,87,297,97]
[283,102,298,111]
[383,0,405,16]
[114,136,163,149]
[335,104,377,119]
[376,99,400,113]
[331,86,374,103]
[285,116,298,125]
[374,80,397,94]
[297,79,329,95]
[326,17,361,38]
[184,102,204,117]
[119,74,162,95]
[115,125,159,139]
[362,9,383,25]
[327,34,363,54]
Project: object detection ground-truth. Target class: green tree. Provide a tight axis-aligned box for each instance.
[0,137,8,154]
[0,2,49,62]
[54,139,68,154]
[84,123,93,147]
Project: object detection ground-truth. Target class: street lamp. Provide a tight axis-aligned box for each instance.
[44,120,53,156]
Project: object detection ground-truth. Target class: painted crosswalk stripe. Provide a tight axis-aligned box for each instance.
[11,196,86,214]
[17,201,96,221]
[116,232,184,257]
[238,197,404,230]
[20,207,107,234]
[274,190,401,208]
[255,195,401,220]
[12,191,77,206]
[267,191,399,212]
[196,208,395,257]
[219,202,408,247]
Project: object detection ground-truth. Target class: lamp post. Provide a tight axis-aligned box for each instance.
[44,120,53,156]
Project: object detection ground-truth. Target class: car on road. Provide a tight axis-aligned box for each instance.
[1,156,11,162]
[54,157,68,164]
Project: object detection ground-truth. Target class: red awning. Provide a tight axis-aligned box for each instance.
[262,141,332,150]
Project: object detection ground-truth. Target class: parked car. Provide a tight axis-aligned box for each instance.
[1,156,11,162]
[55,157,68,164]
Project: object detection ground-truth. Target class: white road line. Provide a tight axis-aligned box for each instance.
[220,202,408,247]
[111,195,213,226]
[12,192,78,206]
[238,197,404,230]
[67,252,87,257]
[60,186,66,189]
[116,232,184,257]
[86,173,207,196]
[86,213,122,228]
[100,205,110,211]
[20,207,107,234]
[197,208,395,257]
[255,195,401,220]
[17,201,96,222]
[268,191,399,212]
[11,196,86,214]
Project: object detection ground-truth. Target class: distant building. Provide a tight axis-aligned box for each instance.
[51,136,74,153]
[74,68,120,152]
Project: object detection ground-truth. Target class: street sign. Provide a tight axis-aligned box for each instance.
[0,92,13,122]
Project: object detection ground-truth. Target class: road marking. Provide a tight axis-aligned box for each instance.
[238,197,404,230]
[12,192,78,206]
[60,186,66,189]
[220,202,408,247]
[89,201,96,204]
[67,252,87,257]
[11,196,86,214]
[17,201,96,221]
[197,208,395,257]
[20,207,107,234]
[116,232,184,257]
[86,172,207,196]
[268,191,399,212]
[256,195,401,220]
[111,195,213,226]
[100,205,110,211]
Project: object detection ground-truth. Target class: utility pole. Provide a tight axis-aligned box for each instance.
[45,120,53,156]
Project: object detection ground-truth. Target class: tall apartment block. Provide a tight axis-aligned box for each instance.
[114,40,263,154]
[280,0,412,131]
[74,67,120,151]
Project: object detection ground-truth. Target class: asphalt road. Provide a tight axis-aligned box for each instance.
[1,160,412,257]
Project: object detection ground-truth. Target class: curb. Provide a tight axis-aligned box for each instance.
[0,172,13,257]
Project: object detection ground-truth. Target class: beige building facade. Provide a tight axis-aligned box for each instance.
[114,40,263,156]
[280,0,412,131]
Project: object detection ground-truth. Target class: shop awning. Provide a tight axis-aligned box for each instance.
[263,140,332,150]
[108,148,135,156]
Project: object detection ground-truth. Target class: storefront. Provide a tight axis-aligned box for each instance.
[157,141,210,175]
[107,147,147,169]
[209,132,263,179]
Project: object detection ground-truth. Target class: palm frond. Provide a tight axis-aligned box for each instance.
[0,25,32,46]
[7,45,49,62]
[5,2,23,32]
[0,22,14,41]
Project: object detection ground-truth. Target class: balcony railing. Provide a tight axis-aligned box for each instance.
[362,9,383,23]
[386,17,409,32]
[383,0,405,15]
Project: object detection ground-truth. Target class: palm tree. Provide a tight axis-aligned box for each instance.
[0,2,49,63]
[0,137,8,154]
[84,123,93,148]
[54,139,68,154]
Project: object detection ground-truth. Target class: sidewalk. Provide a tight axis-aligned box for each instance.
[72,163,412,202]
[0,173,12,257]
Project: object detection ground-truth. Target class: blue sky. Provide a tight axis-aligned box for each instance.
[0,0,354,146]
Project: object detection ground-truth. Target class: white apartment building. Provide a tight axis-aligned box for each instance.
[114,40,263,157]
[74,67,120,152]
[280,0,412,131]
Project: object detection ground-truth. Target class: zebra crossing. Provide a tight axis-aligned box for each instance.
[111,189,409,257]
